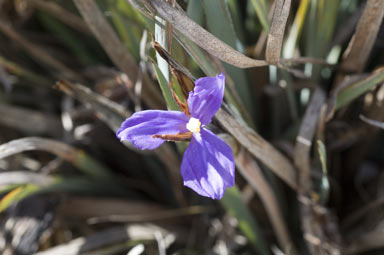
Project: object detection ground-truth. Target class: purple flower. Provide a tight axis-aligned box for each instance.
[117,73,235,199]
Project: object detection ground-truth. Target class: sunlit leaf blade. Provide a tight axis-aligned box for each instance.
[155,15,170,83]
[0,185,40,213]
[283,0,310,58]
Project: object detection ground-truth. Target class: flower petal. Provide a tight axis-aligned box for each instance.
[117,110,189,150]
[180,128,235,199]
[187,73,225,125]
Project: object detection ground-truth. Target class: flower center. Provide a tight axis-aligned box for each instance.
[186,117,201,133]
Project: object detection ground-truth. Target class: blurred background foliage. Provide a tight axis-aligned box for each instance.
[0,0,384,254]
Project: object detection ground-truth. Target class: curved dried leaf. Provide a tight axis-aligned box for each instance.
[56,80,129,132]
[0,103,61,136]
[216,109,297,190]
[266,0,291,64]
[236,148,293,251]
[0,137,113,180]
[0,171,54,187]
[340,0,384,73]
[148,0,268,68]
[294,87,326,192]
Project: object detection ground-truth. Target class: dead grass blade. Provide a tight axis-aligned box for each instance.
[216,108,297,190]
[0,171,54,187]
[73,0,163,109]
[293,88,341,254]
[86,205,213,224]
[146,0,268,68]
[0,103,61,136]
[294,87,326,192]
[0,137,113,180]
[281,57,333,67]
[56,197,213,223]
[340,0,384,74]
[56,80,129,132]
[236,147,294,253]
[360,115,384,129]
[152,40,195,99]
[266,0,291,64]
[35,224,175,255]
[73,0,138,79]
[0,137,76,160]
[58,197,166,219]
[252,1,275,58]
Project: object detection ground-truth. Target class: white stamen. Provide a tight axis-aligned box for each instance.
[186,117,201,133]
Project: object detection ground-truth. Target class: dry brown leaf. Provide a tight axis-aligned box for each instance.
[0,171,54,187]
[294,87,342,254]
[56,80,129,132]
[294,87,326,192]
[58,197,213,223]
[73,0,137,79]
[266,0,292,65]
[148,0,269,68]
[340,0,384,73]
[216,108,297,190]
[0,103,61,136]
[236,147,293,252]
[152,40,195,98]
